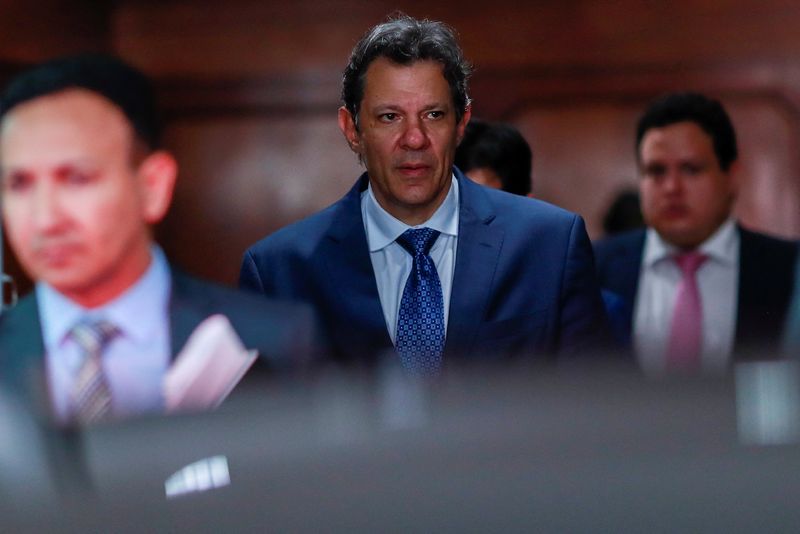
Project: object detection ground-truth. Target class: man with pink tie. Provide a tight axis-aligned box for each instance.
[594,92,798,374]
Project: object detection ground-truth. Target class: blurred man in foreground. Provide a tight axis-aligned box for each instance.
[594,92,798,374]
[0,55,315,425]
[241,15,608,371]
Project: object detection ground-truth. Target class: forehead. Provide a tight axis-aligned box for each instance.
[0,88,133,165]
[639,121,716,161]
[361,57,450,105]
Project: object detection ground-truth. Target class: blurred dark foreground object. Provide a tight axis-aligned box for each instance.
[3,360,800,532]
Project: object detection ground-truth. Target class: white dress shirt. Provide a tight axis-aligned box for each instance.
[361,175,459,344]
[634,219,740,375]
[38,245,172,423]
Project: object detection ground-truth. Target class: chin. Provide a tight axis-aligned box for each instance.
[661,232,704,249]
[397,189,435,205]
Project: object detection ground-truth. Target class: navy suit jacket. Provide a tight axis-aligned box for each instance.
[240,169,608,365]
[594,226,799,357]
[0,270,317,417]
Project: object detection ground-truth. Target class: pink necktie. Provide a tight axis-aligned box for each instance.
[666,252,707,371]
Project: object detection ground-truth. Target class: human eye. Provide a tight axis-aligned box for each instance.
[57,166,95,185]
[681,163,703,176]
[67,171,92,184]
[642,163,666,181]
[425,110,445,120]
[2,171,32,192]
[379,112,399,123]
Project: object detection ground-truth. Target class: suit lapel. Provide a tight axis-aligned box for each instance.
[320,175,392,359]
[0,294,54,418]
[733,225,795,353]
[616,232,645,332]
[598,230,645,336]
[445,173,505,357]
[0,293,45,358]
[736,225,753,347]
[167,271,211,359]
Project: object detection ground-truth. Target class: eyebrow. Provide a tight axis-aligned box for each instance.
[371,101,451,111]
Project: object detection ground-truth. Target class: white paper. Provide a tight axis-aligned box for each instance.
[164,314,258,414]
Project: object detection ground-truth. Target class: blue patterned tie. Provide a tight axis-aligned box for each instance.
[395,228,445,373]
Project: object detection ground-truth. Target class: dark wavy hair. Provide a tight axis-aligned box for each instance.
[636,92,738,171]
[0,53,161,150]
[341,14,472,128]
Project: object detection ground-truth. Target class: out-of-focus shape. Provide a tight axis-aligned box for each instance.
[164,315,257,414]
[735,360,800,445]
[164,455,231,499]
[455,118,533,196]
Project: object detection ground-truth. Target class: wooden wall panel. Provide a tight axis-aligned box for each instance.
[118,0,800,284]
[158,113,361,285]
[510,95,800,240]
[511,102,640,239]
[0,0,111,62]
[4,0,800,292]
[726,96,800,237]
[114,0,800,76]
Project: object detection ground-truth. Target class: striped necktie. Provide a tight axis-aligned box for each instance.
[70,320,120,424]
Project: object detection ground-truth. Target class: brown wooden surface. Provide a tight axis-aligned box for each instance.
[2,0,800,289]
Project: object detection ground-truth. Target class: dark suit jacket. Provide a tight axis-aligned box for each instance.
[0,270,317,416]
[240,169,608,365]
[594,226,799,357]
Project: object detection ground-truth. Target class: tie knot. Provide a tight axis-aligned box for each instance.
[673,251,707,276]
[397,227,441,256]
[71,319,120,356]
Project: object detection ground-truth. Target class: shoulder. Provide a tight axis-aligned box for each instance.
[172,271,312,323]
[245,202,341,259]
[0,293,40,347]
[0,293,43,388]
[170,271,317,365]
[244,179,363,262]
[460,178,582,236]
[593,229,646,260]
[739,226,799,259]
[738,226,799,287]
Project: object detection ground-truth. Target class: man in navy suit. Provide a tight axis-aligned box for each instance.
[240,15,608,368]
[0,55,315,424]
[595,92,797,374]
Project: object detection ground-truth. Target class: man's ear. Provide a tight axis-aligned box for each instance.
[338,106,361,155]
[456,103,472,145]
[137,150,177,224]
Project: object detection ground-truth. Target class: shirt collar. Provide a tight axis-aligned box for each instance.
[643,218,738,268]
[37,245,172,348]
[363,174,460,253]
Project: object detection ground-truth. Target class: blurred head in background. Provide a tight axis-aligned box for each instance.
[455,119,533,196]
[636,92,739,250]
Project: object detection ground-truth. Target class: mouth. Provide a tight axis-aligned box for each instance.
[396,163,432,178]
[34,243,81,267]
[660,204,690,219]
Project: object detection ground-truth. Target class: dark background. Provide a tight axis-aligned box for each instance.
[3,0,800,294]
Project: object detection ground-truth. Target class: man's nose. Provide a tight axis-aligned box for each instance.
[662,170,684,194]
[31,182,65,233]
[400,117,430,150]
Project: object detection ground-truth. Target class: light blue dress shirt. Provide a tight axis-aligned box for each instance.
[37,246,172,423]
[361,175,459,344]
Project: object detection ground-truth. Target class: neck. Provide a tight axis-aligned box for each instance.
[64,244,153,309]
